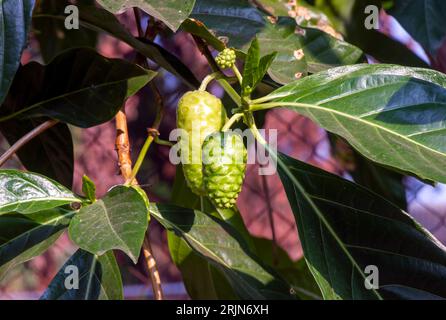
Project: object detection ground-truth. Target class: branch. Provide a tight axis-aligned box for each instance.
[192,35,221,73]
[115,110,134,183]
[143,233,163,300]
[113,7,164,300]
[0,119,58,167]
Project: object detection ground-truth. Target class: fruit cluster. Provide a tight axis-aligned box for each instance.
[177,90,246,208]
[215,48,237,69]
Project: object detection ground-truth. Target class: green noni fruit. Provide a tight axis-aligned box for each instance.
[177,90,227,195]
[202,132,247,208]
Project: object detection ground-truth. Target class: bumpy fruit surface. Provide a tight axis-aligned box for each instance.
[215,48,236,69]
[202,132,247,208]
[177,91,227,195]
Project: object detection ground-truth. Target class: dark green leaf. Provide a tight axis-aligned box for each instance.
[262,64,446,184]
[151,203,295,299]
[242,38,277,97]
[314,0,429,67]
[0,207,75,280]
[33,5,199,89]
[187,0,362,84]
[0,170,80,214]
[277,152,446,299]
[389,0,446,56]
[97,0,195,31]
[82,175,96,203]
[69,185,149,264]
[0,48,156,128]
[0,0,34,105]
[41,249,123,300]
[168,166,237,299]
[33,0,98,62]
[0,119,74,188]
[251,237,322,300]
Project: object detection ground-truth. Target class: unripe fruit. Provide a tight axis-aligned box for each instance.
[177,91,227,195]
[202,132,247,208]
[215,48,237,69]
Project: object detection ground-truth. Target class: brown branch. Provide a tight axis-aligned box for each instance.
[115,110,134,183]
[192,35,221,73]
[0,119,58,167]
[113,7,164,300]
[143,233,163,300]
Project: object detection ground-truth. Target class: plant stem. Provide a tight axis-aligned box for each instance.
[0,119,58,167]
[199,72,222,91]
[222,113,243,131]
[250,101,318,112]
[250,94,279,105]
[232,65,243,84]
[115,110,134,182]
[246,112,267,146]
[154,136,173,147]
[142,233,163,300]
[217,78,242,106]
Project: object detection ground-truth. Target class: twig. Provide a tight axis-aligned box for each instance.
[192,35,221,73]
[113,7,164,301]
[0,119,58,167]
[115,110,134,183]
[143,233,163,300]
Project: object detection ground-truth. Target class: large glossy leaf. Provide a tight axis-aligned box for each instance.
[33,0,98,62]
[168,166,237,299]
[40,249,123,300]
[97,0,195,31]
[389,0,446,56]
[276,152,446,299]
[313,0,429,68]
[0,0,34,105]
[259,64,446,184]
[251,237,322,300]
[151,203,295,299]
[186,0,362,84]
[0,48,155,128]
[0,170,80,214]
[33,5,199,88]
[0,119,74,188]
[69,186,149,264]
[0,207,75,280]
[329,135,407,210]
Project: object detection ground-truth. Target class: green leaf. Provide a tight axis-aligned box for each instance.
[33,4,199,89]
[389,0,446,56]
[261,64,446,184]
[0,170,80,215]
[242,38,277,97]
[97,0,195,31]
[0,0,34,105]
[168,166,238,299]
[277,152,446,299]
[69,185,149,264]
[251,237,322,300]
[0,48,155,128]
[32,0,98,62]
[151,203,295,299]
[186,0,362,84]
[40,249,123,300]
[0,119,74,188]
[82,175,96,203]
[0,207,75,280]
[314,0,429,68]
